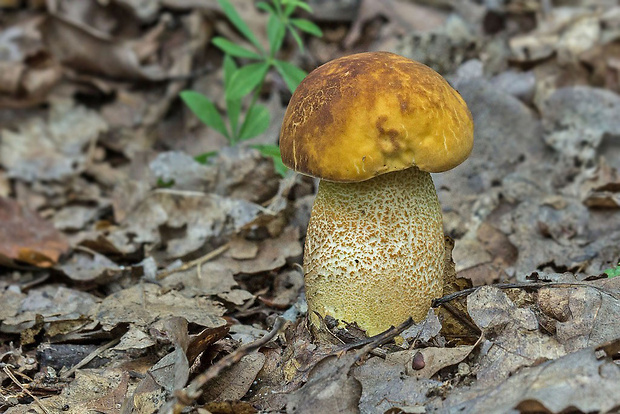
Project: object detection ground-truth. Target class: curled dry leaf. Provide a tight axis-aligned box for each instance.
[57,249,122,283]
[0,16,63,107]
[202,352,266,403]
[0,196,70,267]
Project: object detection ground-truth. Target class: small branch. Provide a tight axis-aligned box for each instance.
[61,338,120,378]
[337,317,416,355]
[432,281,615,308]
[3,366,51,414]
[156,243,230,280]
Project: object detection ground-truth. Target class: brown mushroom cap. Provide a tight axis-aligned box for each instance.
[279,52,474,181]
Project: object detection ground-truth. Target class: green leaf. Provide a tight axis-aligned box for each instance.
[239,104,270,141]
[267,14,286,56]
[274,60,307,93]
[291,18,322,37]
[284,2,296,16]
[605,265,620,278]
[252,144,288,177]
[222,55,242,137]
[227,98,242,140]
[256,1,275,14]
[283,0,312,14]
[157,178,175,188]
[223,54,238,89]
[194,151,218,164]
[228,62,270,100]
[217,0,265,54]
[212,37,261,59]
[289,26,304,51]
[179,91,229,139]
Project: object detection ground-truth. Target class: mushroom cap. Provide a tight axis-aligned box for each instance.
[279,52,474,182]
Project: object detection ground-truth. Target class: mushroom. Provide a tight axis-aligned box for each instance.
[279,52,474,336]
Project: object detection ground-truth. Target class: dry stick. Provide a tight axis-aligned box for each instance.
[3,366,51,414]
[441,302,481,335]
[431,281,615,308]
[337,317,416,354]
[342,318,419,367]
[60,338,120,379]
[156,243,230,280]
[169,317,286,412]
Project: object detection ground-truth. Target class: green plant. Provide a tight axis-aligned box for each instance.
[604,264,620,278]
[180,0,322,177]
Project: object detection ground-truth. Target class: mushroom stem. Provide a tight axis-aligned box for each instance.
[304,167,445,336]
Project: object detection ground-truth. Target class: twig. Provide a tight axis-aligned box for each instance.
[3,366,51,414]
[60,338,120,378]
[431,281,616,308]
[156,243,230,280]
[337,317,416,354]
[165,317,286,413]
[344,318,417,366]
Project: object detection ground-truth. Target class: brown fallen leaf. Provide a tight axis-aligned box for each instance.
[93,283,226,330]
[467,286,565,385]
[0,16,63,108]
[537,284,620,352]
[42,9,167,80]
[384,345,476,379]
[0,99,108,182]
[434,346,620,413]
[286,353,362,414]
[0,196,70,267]
[5,369,129,414]
[353,354,439,414]
[57,249,122,283]
[202,352,266,403]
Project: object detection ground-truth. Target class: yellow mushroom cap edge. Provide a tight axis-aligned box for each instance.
[279,51,474,182]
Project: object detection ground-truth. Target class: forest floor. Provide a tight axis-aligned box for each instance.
[1,0,620,413]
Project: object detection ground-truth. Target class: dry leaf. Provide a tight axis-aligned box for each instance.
[0,196,70,267]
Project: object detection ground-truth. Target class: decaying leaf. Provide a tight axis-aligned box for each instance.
[537,283,620,352]
[433,346,620,413]
[5,369,129,414]
[0,99,107,182]
[0,196,70,267]
[467,286,566,385]
[353,355,440,414]
[541,86,620,163]
[94,283,226,330]
[202,352,266,403]
[0,285,97,340]
[102,190,264,259]
[286,353,362,414]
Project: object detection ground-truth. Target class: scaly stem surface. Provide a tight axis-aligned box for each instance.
[304,167,445,336]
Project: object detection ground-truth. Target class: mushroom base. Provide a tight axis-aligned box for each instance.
[304,167,445,337]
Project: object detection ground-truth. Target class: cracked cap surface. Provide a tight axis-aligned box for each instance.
[279,52,474,182]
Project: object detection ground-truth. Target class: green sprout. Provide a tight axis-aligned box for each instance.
[180,0,322,176]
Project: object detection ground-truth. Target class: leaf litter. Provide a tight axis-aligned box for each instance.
[1,1,620,413]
